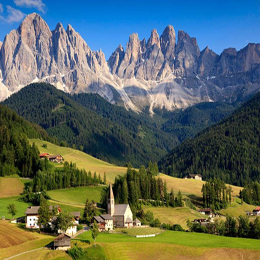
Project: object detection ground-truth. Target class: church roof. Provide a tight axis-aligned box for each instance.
[114,204,128,215]
[100,214,113,220]
[109,183,114,200]
[125,217,133,223]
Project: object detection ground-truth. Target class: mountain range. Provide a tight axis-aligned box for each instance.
[0,13,260,113]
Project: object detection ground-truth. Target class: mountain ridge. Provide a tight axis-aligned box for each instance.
[0,13,260,113]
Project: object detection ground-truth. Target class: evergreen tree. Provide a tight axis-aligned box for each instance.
[7,204,17,219]
[37,195,51,230]
[92,221,99,247]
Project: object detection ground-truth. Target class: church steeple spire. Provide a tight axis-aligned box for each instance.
[108,183,114,216]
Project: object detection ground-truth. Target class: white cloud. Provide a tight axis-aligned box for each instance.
[0,5,26,23]
[0,3,3,13]
[14,0,45,13]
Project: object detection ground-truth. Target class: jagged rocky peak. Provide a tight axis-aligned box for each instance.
[107,44,125,74]
[147,29,160,49]
[175,30,200,76]
[160,25,176,59]
[198,46,218,76]
[18,12,52,41]
[140,38,146,53]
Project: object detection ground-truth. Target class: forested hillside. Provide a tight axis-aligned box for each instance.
[0,104,48,176]
[158,92,260,186]
[3,83,178,167]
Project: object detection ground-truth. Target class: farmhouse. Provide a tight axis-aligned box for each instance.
[39,153,64,163]
[53,233,71,250]
[253,206,260,216]
[198,208,214,218]
[25,205,61,228]
[185,174,202,180]
[93,214,114,231]
[25,206,78,235]
[47,154,64,163]
[40,153,49,159]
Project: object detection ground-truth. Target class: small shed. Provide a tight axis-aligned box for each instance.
[134,218,141,227]
[54,233,71,250]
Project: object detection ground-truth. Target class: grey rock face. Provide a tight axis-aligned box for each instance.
[1,13,260,114]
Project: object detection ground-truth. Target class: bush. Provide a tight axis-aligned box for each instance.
[172,224,185,231]
[77,224,83,231]
[67,243,84,260]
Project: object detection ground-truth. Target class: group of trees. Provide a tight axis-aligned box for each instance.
[31,162,105,192]
[240,181,260,205]
[101,166,183,210]
[188,215,260,239]
[201,178,232,210]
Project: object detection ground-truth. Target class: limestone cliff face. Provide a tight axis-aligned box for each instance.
[1,13,260,113]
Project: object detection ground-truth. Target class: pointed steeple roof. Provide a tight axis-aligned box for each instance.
[109,183,114,200]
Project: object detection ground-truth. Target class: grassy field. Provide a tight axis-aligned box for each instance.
[77,229,260,260]
[47,185,104,205]
[30,139,127,183]
[0,177,25,198]
[0,221,53,260]
[220,197,255,217]
[142,205,204,228]
[114,227,161,236]
[158,174,242,197]
[0,196,31,219]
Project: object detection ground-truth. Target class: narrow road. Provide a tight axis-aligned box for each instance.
[4,247,44,260]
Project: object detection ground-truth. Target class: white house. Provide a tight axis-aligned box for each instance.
[94,214,114,231]
[25,206,40,228]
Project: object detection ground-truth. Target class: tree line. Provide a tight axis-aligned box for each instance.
[188,215,260,239]
[240,181,260,205]
[31,161,105,192]
[101,165,183,210]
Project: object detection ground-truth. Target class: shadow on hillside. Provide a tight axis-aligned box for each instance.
[187,194,204,208]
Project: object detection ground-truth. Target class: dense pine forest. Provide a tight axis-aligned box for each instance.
[0,105,48,177]
[159,92,260,186]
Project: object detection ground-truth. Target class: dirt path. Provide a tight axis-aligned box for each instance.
[4,247,44,260]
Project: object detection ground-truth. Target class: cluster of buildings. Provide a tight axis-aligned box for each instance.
[246,206,260,216]
[25,205,80,236]
[93,183,141,231]
[184,174,202,181]
[39,153,64,163]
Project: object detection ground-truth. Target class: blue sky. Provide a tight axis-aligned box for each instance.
[0,0,259,59]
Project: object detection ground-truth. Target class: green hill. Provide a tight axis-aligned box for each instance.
[30,138,126,182]
[3,83,178,167]
[158,91,260,186]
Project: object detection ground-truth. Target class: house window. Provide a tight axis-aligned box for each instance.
[30,218,31,221]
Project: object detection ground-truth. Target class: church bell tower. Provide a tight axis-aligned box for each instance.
[108,183,115,216]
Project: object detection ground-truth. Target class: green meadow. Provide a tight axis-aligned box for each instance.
[30,139,127,182]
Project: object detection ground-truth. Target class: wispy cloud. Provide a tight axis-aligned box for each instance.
[0,3,3,13]
[14,0,45,13]
[0,5,26,23]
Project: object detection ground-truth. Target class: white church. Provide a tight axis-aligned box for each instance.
[107,183,133,228]
[94,183,142,230]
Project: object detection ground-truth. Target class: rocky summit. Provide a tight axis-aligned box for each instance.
[1,13,260,113]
